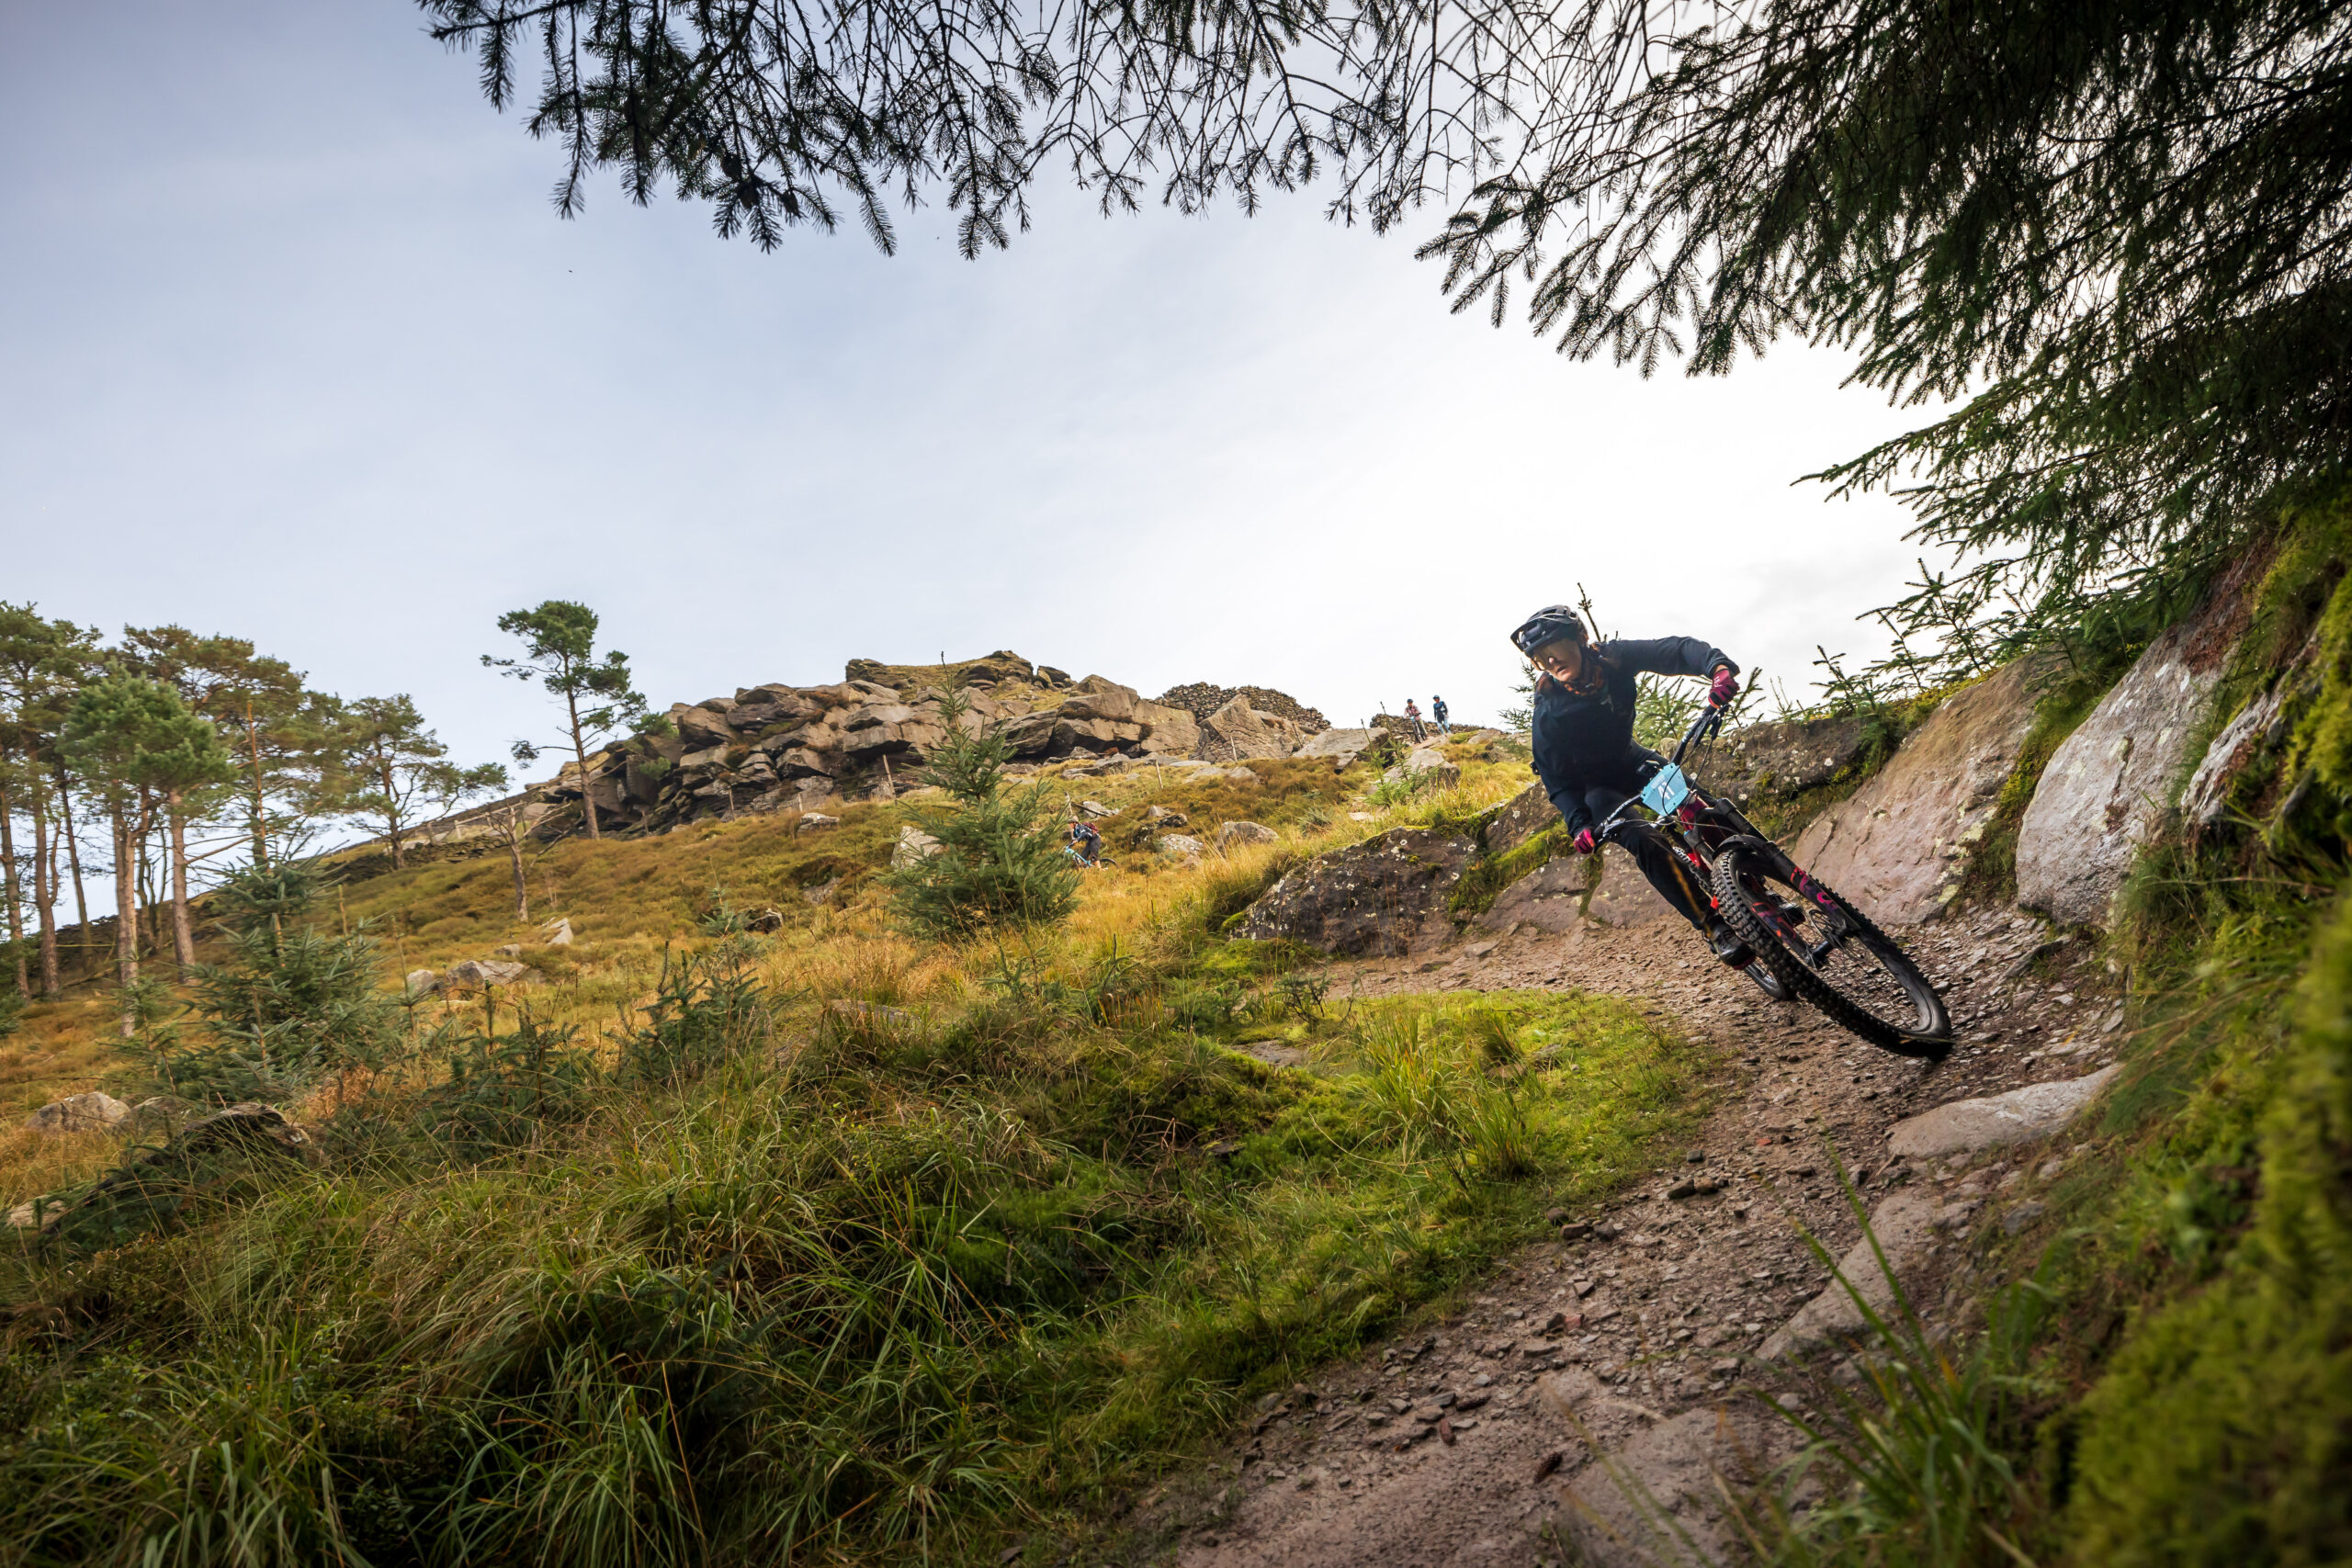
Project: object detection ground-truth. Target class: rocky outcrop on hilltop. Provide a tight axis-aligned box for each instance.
[420,655,1352,842]
[1157,682,1329,733]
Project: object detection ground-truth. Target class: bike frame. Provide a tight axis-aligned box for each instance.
[1595,707,1859,967]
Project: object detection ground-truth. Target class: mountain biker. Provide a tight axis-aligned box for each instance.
[1403,698,1427,741]
[1068,818,1103,866]
[1510,605,1750,967]
[1431,695,1450,735]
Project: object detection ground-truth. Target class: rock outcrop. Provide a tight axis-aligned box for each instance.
[1238,828,1476,955]
[1702,712,1871,804]
[412,655,1351,844]
[1200,697,1307,761]
[1790,659,2048,923]
[2015,558,2260,927]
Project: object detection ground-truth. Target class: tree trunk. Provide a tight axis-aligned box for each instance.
[0,760,24,999]
[167,789,195,966]
[568,691,599,840]
[30,768,56,996]
[112,804,138,1035]
[245,698,270,868]
[381,751,406,870]
[504,810,530,921]
[135,790,157,960]
[53,759,89,964]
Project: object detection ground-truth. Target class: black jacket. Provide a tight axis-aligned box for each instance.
[1532,637,1735,833]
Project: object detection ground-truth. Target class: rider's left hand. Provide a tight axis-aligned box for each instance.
[1573,828,1597,855]
[1707,667,1739,708]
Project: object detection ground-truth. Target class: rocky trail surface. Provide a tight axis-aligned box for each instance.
[1139,905,2127,1568]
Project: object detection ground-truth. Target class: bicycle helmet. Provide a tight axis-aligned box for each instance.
[1510,605,1589,659]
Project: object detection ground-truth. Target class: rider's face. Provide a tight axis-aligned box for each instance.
[1534,639,1586,683]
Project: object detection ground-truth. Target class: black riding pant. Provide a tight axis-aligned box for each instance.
[1564,751,1712,932]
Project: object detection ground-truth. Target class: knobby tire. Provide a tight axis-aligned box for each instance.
[1712,843,1951,1057]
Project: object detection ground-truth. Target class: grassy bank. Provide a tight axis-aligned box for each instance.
[0,737,1724,1565]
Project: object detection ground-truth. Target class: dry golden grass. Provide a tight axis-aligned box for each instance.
[0,739,1534,1210]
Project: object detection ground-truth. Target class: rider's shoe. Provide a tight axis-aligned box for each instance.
[1707,919,1753,968]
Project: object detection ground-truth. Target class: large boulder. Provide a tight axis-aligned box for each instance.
[1236,828,1475,955]
[2016,558,2259,927]
[1295,727,1378,764]
[23,1091,130,1134]
[1790,658,2048,924]
[1886,1066,2120,1160]
[1133,699,1201,756]
[672,705,739,750]
[1202,697,1305,761]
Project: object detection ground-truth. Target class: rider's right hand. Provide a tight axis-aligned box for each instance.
[1573,828,1598,855]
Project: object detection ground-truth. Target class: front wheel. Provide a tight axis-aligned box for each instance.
[1713,844,1951,1056]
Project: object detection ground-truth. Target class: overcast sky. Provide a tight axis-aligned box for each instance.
[5,2,1943,809]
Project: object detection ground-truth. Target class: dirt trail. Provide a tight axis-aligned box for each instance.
[1143,906,2121,1568]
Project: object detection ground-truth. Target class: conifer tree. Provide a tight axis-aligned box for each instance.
[123,626,337,867]
[884,694,1080,941]
[0,605,100,994]
[483,601,648,841]
[61,675,235,1004]
[332,695,505,869]
[428,0,2352,616]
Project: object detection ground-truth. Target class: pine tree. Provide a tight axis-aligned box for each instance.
[60,674,235,1013]
[883,694,1080,941]
[0,605,100,993]
[332,695,506,869]
[482,601,648,841]
[428,0,2352,616]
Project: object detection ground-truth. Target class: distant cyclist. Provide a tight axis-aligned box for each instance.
[1403,698,1427,742]
[1510,605,1748,966]
[1431,695,1451,735]
[1067,818,1103,867]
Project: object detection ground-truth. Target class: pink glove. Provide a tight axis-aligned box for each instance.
[1573,828,1597,855]
[1708,667,1739,708]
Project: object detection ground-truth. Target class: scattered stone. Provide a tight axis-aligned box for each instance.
[1215,820,1280,851]
[444,958,534,988]
[1159,834,1207,863]
[745,907,786,933]
[405,968,441,997]
[21,1091,129,1134]
[890,825,943,867]
[795,812,841,833]
[541,916,574,945]
[493,942,524,958]
[2000,1201,2047,1236]
[1079,799,1116,819]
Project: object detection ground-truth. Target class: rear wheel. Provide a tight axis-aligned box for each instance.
[1713,844,1950,1056]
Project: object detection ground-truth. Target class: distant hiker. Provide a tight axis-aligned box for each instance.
[1431,695,1450,734]
[1067,818,1103,866]
[1403,698,1427,742]
[1510,605,1747,966]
